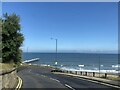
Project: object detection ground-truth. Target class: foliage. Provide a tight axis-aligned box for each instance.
[0,18,2,63]
[2,13,24,64]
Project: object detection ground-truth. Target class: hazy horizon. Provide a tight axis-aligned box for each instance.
[22,50,118,54]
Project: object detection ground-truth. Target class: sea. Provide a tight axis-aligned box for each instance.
[22,53,119,74]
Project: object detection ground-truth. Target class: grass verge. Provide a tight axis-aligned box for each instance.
[0,63,16,70]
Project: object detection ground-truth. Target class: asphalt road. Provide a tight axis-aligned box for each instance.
[17,66,118,90]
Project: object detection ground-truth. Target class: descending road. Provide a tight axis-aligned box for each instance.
[18,66,118,90]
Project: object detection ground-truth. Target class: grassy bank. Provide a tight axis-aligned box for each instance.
[0,63,16,70]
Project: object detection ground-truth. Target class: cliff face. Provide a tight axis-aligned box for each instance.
[0,68,18,89]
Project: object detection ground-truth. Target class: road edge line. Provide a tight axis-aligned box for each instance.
[15,76,23,90]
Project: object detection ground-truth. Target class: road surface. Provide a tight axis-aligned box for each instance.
[17,66,118,90]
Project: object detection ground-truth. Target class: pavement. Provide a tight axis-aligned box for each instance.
[17,65,119,90]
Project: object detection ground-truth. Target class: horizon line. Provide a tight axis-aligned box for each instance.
[22,51,118,54]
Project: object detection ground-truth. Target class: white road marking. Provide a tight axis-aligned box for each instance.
[54,79,60,82]
[99,82,120,89]
[74,77,120,89]
[55,73,120,89]
[35,73,39,76]
[65,84,75,90]
[50,78,60,82]
[41,75,46,77]
[29,70,31,72]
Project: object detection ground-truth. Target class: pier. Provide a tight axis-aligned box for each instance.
[23,58,39,63]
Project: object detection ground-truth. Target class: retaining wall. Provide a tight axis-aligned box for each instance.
[0,68,18,89]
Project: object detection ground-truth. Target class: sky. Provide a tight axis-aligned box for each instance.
[2,2,118,53]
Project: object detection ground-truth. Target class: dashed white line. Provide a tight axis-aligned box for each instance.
[56,73,120,89]
[74,77,120,89]
[65,84,75,90]
[50,78,60,82]
[35,73,39,76]
[54,79,60,82]
[29,70,31,72]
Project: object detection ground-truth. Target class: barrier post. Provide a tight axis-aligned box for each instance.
[67,71,68,73]
[75,71,77,75]
[81,72,82,75]
[105,73,107,78]
[93,72,95,77]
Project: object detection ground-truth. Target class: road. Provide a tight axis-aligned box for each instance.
[18,66,118,90]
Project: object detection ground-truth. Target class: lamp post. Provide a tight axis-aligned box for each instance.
[51,38,58,65]
[99,56,100,77]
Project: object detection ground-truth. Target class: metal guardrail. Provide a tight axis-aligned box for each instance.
[59,70,120,78]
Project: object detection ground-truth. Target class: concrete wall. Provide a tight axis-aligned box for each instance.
[0,68,18,89]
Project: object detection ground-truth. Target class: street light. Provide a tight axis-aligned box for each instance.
[98,56,100,77]
[51,38,58,65]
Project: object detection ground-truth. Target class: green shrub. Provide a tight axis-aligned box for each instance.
[2,13,24,64]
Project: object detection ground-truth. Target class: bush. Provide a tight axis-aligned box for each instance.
[2,13,24,64]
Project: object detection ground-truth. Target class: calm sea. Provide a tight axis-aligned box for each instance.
[22,53,119,73]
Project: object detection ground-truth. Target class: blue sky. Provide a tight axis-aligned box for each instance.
[2,2,118,53]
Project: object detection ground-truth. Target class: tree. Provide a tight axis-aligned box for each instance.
[2,13,24,64]
[0,18,2,63]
